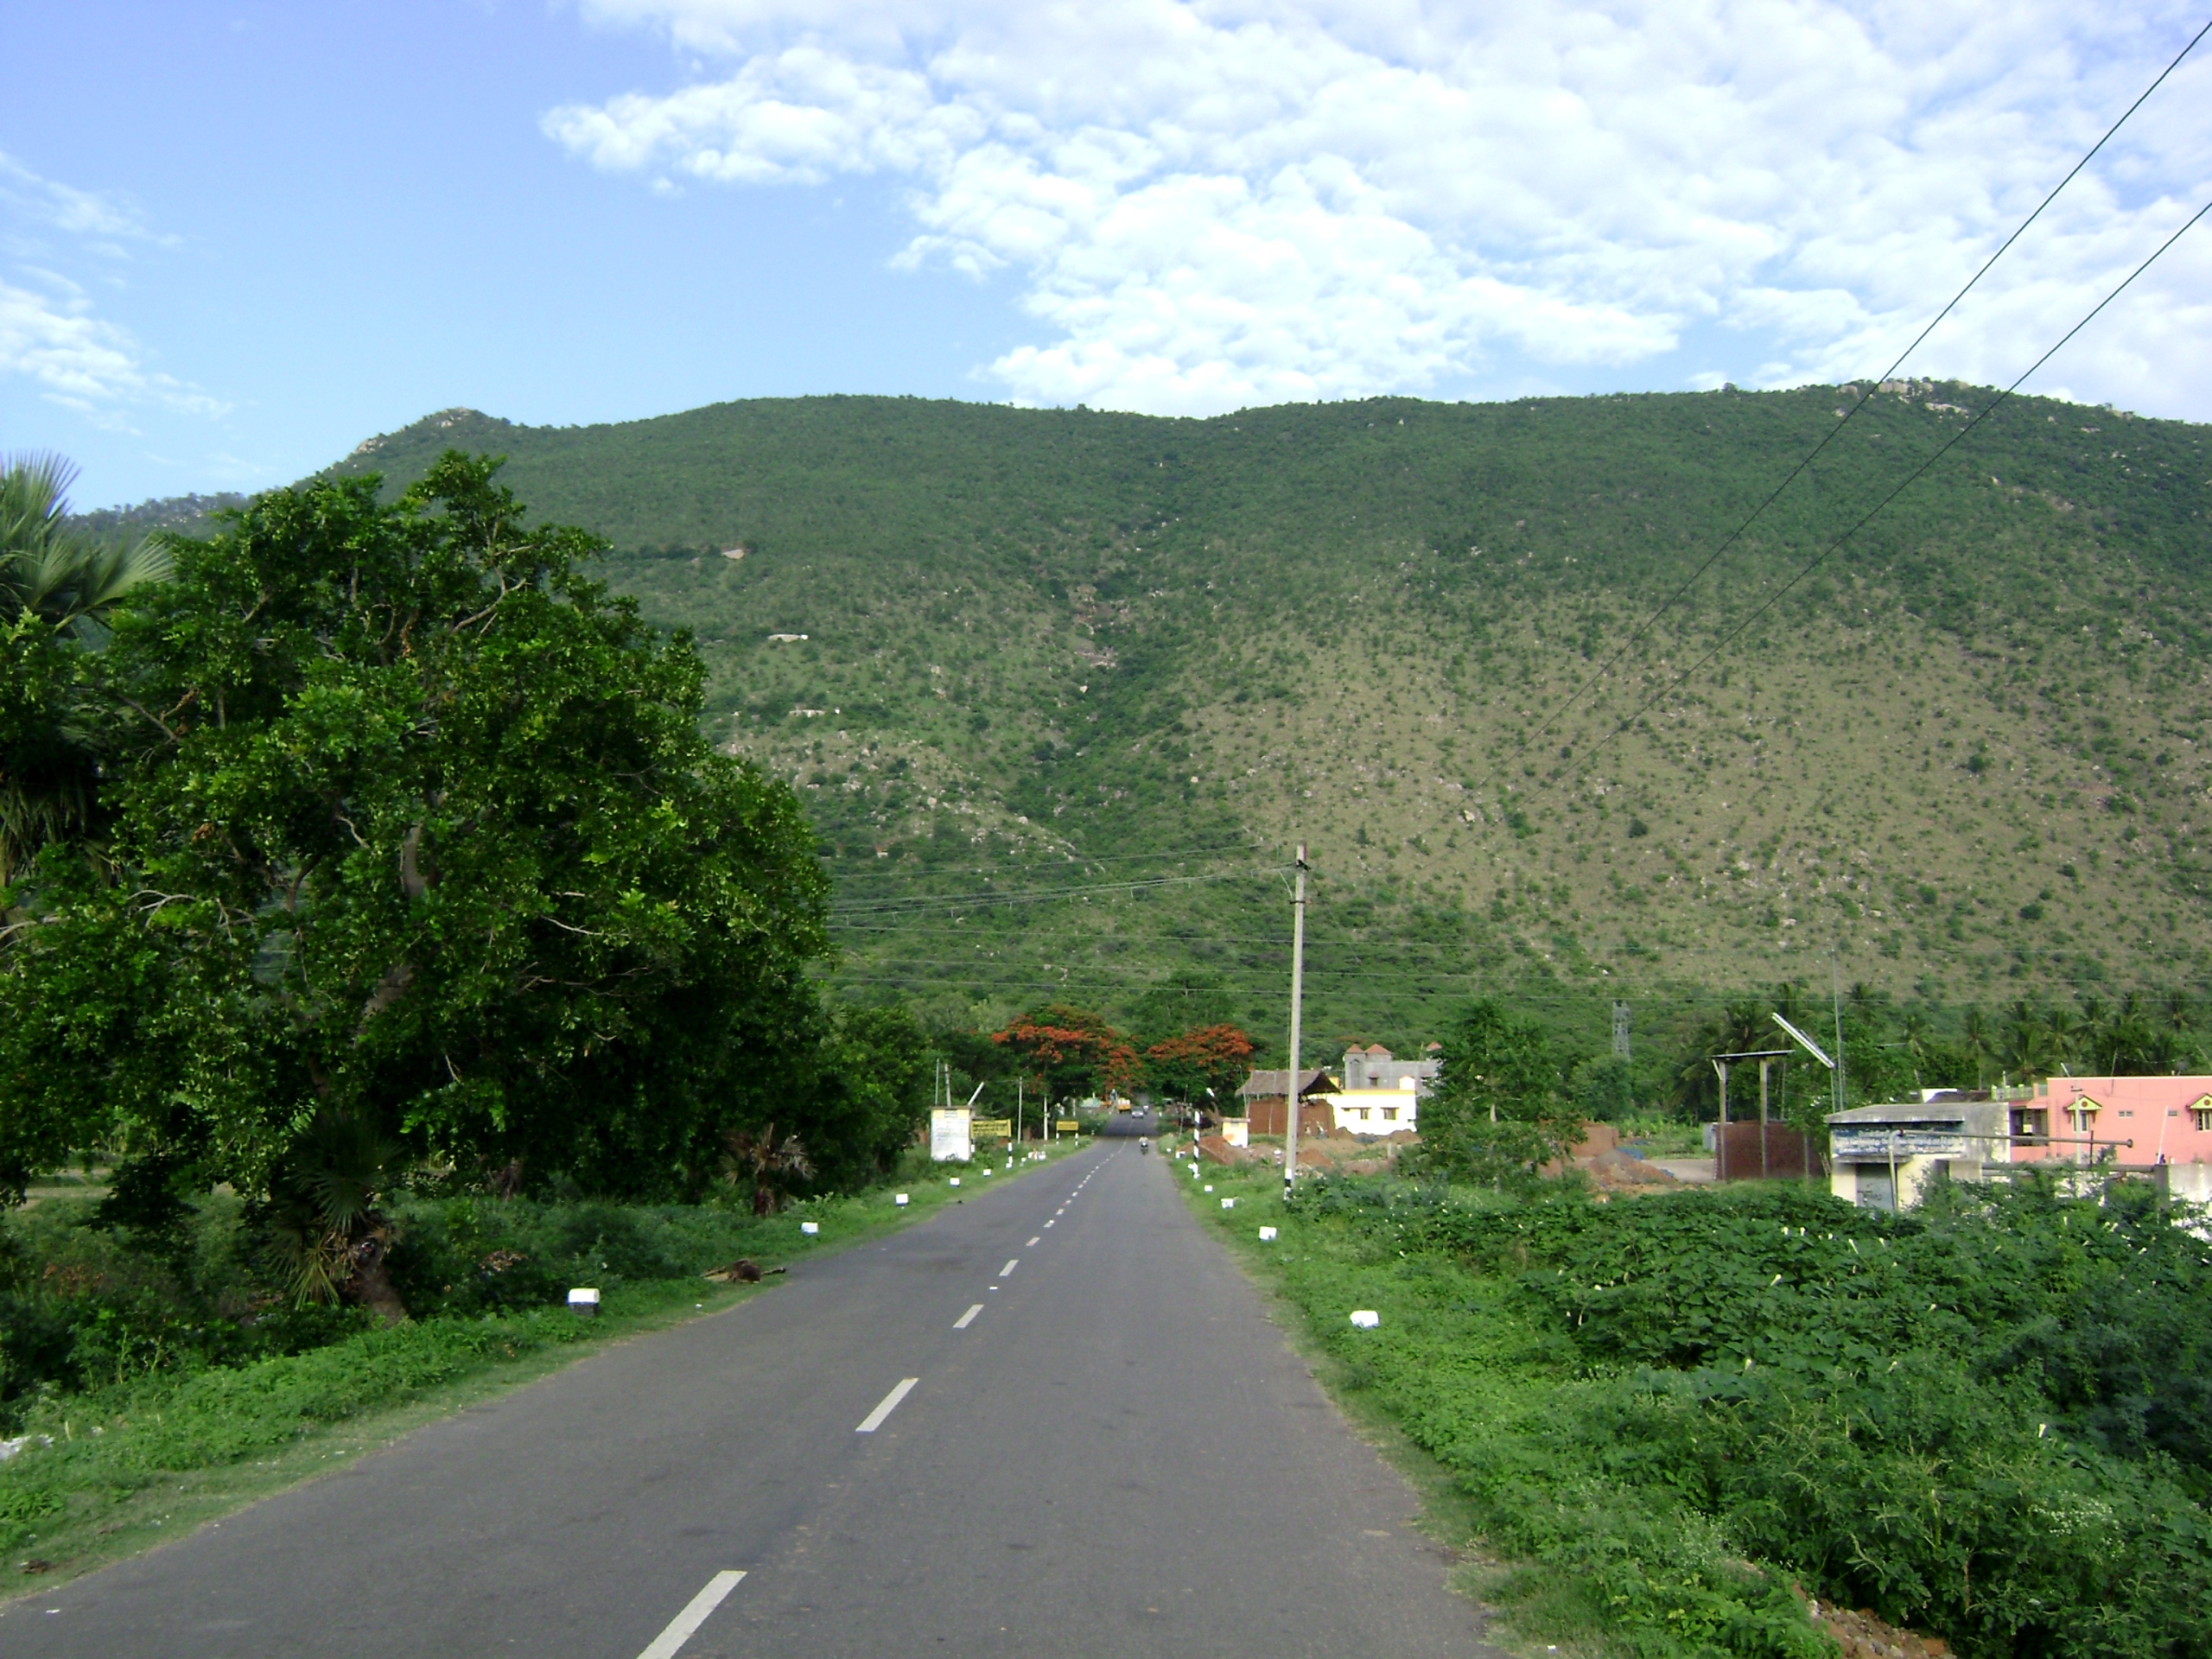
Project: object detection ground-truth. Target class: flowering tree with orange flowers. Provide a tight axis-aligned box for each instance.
[991,1004,1141,1100]
[1144,1024,1257,1106]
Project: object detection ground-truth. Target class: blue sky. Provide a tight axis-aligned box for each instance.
[6,1,2209,509]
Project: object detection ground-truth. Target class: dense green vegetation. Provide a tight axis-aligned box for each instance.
[310,388,2212,1061]
[5,456,948,1351]
[1192,1165,2212,1659]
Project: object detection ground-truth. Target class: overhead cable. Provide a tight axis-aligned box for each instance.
[1478,15,2211,789]
[828,865,1286,916]
[1585,196,2212,766]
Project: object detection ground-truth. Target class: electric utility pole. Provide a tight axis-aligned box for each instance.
[1283,844,1308,1200]
[1832,961,1847,1117]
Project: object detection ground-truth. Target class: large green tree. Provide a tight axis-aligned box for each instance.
[1418,1000,1578,1182]
[1,455,830,1205]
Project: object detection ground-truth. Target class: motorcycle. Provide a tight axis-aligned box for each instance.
[1139,1137,1150,1154]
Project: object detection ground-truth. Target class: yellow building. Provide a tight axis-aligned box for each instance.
[1322,1044,1435,1135]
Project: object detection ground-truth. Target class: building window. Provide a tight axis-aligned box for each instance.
[2069,1104,2099,1135]
[1382,1107,1398,1122]
[2010,1109,2048,1141]
[2192,1096,2212,1133]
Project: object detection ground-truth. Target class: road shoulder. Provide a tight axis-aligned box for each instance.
[1167,1151,1541,1658]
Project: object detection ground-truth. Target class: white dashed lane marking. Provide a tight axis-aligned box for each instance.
[856,1378,918,1433]
[635,1571,746,1659]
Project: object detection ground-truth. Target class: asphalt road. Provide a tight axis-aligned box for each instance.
[3,1142,1497,1657]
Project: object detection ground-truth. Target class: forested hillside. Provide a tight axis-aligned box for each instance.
[324,388,2212,1056]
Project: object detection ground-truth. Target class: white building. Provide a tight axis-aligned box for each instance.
[1827,1093,2018,1210]
[1323,1044,1436,1135]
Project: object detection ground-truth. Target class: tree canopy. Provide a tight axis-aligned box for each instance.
[1418,1000,1580,1181]
[2,456,836,1205]
[1144,1023,1256,1105]
[991,1003,1140,1100]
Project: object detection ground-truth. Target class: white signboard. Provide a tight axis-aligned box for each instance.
[1222,1118,1250,1147]
[930,1108,973,1162]
[1832,1128,1968,1160]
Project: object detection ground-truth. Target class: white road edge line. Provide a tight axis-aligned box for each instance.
[954,1304,983,1330]
[635,1569,746,1659]
[1000,1258,1020,1277]
[857,1377,919,1433]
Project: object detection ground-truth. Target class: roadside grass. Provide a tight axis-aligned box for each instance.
[1176,1155,2212,1659]
[1,1140,1086,1593]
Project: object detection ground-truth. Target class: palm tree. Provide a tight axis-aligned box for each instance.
[258,1112,410,1325]
[2001,1001,2057,1081]
[1961,1008,1994,1088]
[2044,1007,2081,1070]
[1,453,171,887]
[723,1122,815,1215]
[0,452,172,628]
[1900,1010,1937,1087]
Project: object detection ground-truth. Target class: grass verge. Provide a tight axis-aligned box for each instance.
[2,1141,1086,1595]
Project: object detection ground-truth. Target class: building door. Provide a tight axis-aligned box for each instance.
[1853,1166,1895,1211]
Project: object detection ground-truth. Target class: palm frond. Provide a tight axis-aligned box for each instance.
[0,451,174,626]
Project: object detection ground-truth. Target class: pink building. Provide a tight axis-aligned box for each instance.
[1827,1075,2212,1210]
[2009,1074,2212,1184]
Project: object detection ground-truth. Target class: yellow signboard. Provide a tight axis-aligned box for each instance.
[971,1118,1013,1137]
[1056,1120,1079,1134]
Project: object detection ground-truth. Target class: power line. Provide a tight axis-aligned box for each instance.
[828,865,1287,916]
[1586,195,2212,768]
[822,837,1268,880]
[1473,15,2211,793]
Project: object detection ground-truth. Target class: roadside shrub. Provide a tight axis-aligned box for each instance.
[383,1195,813,1318]
[3,1192,802,1423]
[1,1198,365,1427]
[1270,1172,2212,1658]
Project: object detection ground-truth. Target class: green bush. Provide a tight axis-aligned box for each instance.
[384,1195,792,1317]
[1268,1173,2212,1658]
[1,1198,365,1423]
[1,1191,805,1427]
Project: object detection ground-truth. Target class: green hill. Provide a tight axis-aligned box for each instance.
[314,388,2211,1057]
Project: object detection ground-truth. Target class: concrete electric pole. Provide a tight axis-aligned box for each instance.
[1283,844,1308,1200]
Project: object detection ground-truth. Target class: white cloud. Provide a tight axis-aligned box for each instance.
[0,276,226,422]
[0,150,167,247]
[550,2,2212,416]
[0,155,225,421]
